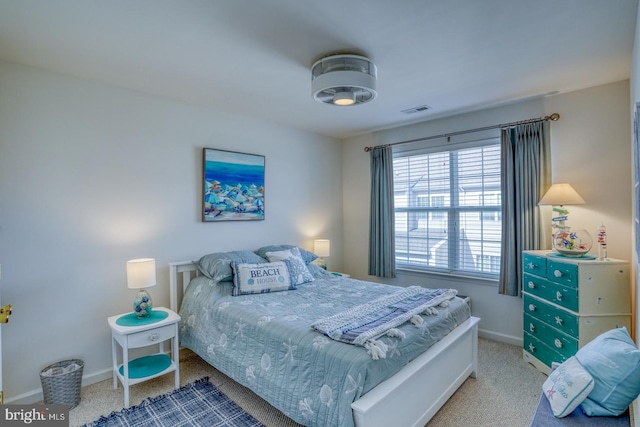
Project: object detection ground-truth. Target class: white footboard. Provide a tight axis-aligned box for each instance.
[351,316,480,427]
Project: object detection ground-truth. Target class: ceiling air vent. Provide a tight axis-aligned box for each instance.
[401,105,431,114]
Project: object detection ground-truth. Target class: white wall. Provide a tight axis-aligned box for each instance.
[0,60,343,403]
[544,82,632,260]
[342,80,631,345]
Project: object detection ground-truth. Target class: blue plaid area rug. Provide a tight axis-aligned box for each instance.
[83,377,265,427]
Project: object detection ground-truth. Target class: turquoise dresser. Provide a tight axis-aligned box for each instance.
[522,250,631,374]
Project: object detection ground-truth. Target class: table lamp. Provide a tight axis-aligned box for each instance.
[538,183,591,256]
[314,239,330,270]
[539,183,585,230]
[126,258,156,318]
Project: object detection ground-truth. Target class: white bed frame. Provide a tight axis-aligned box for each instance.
[170,261,480,427]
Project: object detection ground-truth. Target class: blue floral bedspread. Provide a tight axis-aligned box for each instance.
[179,271,470,427]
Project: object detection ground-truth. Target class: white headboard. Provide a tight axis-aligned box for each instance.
[169,261,200,313]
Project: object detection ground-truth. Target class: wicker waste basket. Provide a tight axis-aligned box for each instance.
[40,359,84,409]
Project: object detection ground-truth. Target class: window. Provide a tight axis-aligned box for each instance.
[393,137,502,277]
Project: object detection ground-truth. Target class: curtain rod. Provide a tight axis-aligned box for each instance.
[363,112,560,152]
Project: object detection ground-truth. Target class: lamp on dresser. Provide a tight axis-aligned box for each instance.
[126,258,156,318]
[538,183,591,257]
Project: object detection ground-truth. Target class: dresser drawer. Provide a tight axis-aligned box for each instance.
[523,294,578,337]
[524,332,568,368]
[546,259,578,288]
[523,313,577,357]
[127,324,176,349]
[523,273,578,312]
[523,253,547,277]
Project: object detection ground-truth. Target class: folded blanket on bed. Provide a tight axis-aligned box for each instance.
[311,286,457,359]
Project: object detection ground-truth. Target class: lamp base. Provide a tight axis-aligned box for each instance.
[133,288,153,318]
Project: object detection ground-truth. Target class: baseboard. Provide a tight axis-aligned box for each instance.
[5,368,112,405]
[478,328,522,347]
[6,349,193,405]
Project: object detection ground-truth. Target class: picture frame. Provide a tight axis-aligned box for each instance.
[202,148,265,222]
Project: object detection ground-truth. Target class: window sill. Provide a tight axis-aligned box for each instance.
[396,266,498,287]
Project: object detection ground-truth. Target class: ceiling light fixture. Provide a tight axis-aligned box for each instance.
[311,54,377,106]
[333,91,356,106]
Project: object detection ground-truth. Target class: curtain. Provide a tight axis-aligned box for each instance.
[499,122,550,296]
[368,146,396,278]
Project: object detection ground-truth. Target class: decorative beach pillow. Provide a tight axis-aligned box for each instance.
[230,261,295,296]
[542,356,594,418]
[575,327,640,416]
[255,244,318,265]
[265,247,314,285]
[196,251,267,282]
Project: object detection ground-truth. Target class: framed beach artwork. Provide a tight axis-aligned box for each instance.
[202,148,265,222]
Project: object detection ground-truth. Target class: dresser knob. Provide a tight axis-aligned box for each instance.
[556,291,563,301]
[149,333,159,341]
[529,323,536,333]
[528,304,536,312]
[554,270,562,278]
[527,281,535,289]
[527,262,536,270]
[555,315,563,326]
[554,338,563,348]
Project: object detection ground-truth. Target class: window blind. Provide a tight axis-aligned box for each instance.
[393,139,502,277]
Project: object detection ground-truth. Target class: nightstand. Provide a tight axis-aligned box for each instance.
[108,307,180,407]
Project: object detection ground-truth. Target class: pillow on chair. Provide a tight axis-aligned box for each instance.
[575,327,640,416]
[542,356,594,418]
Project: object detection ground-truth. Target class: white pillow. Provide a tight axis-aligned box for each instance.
[264,247,314,285]
[542,356,594,418]
[230,261,295,296]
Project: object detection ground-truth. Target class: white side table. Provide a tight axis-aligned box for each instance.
[108,307,180,407]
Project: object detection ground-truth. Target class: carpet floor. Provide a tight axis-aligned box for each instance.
[70,338,547,427]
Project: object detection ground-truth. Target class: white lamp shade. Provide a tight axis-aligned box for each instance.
[314,239,331,257]
[538,183,585,206]
[126,258,157,289]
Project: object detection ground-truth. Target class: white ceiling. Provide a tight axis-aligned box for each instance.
[0,0,637,139]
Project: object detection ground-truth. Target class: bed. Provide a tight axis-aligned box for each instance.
[169,247,479,427]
